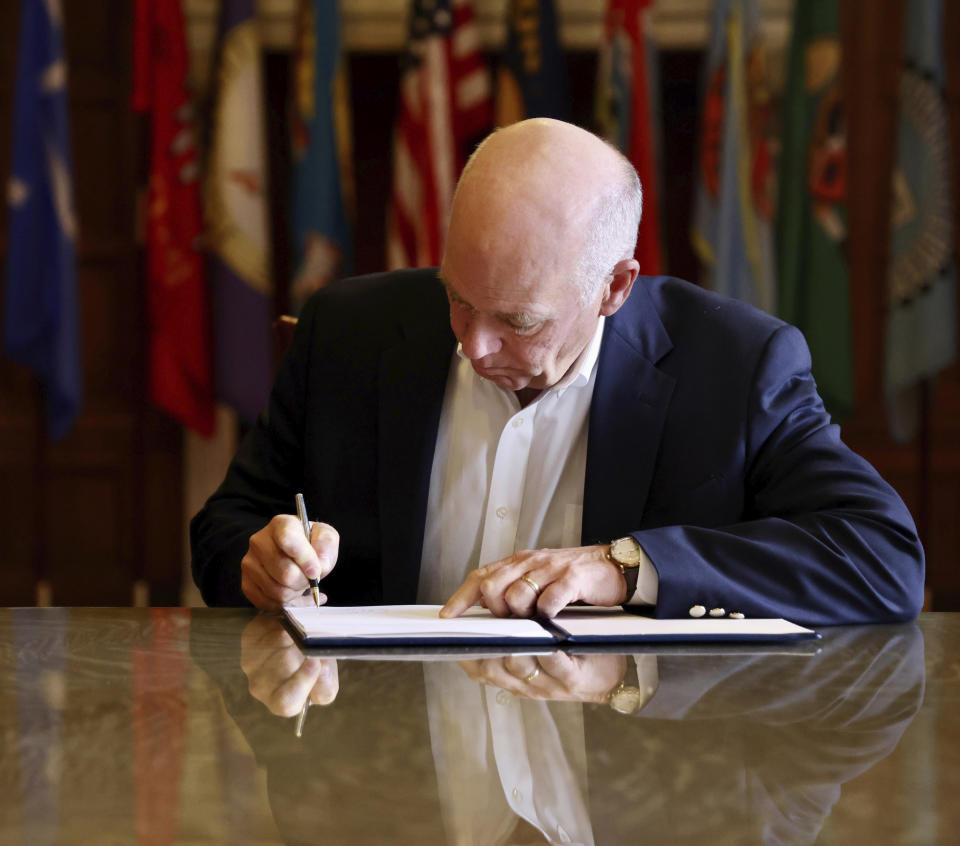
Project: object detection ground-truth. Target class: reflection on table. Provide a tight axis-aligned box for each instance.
[0,608,954,845]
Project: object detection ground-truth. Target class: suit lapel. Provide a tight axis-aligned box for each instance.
[378,307,455,604]
[583,280,675,545]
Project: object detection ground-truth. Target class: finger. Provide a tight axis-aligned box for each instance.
[266,658,327,718]
[286,589,327,607]
[271,516,323,581]
[536,574,580,618]
[457,659,485,682]
[503,577,541,618]
[241,614,294,651]
[440,571,484,618]
[469,658,527,692]
[477,659,567,701]
[477,558,535,617]
[534,650,579,683]
[242,558,311,610]
[241,568,285,612]
[240,616,296,674]
[308,659,340,705]
[244,537,309,597]
[309,521,340,579]
[503,654,542,680]
[247,644,313,706]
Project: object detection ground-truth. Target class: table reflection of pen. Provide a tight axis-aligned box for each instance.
[295,699,310,738]
[295,493,322,608]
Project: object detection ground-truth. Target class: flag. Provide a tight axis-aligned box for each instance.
[132,0,215,437]
[3,0,80,441]
[289,0,354,311]
[205,0,273,424]
[595,0,663,275]
[884,0,957,442]
[691,0,777,314]
[776,0,854,421]
[386,0,492,270]
[496,0,570,125]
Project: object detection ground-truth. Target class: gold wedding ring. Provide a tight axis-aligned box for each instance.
[520,575,541,594]
[523,666,541,683]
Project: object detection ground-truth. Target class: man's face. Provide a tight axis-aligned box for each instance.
[439,257,603,394]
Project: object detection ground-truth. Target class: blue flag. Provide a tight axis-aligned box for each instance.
[289,0,353,311]
[691,0,777,314]
[885,0,957,441]
[496,0,570,124]
[205,0,274,424]
[3,0,81,440]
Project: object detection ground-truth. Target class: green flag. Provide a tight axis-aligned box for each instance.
[776,0,853,420]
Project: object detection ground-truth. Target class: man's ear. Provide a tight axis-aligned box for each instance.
[599,258,640,316]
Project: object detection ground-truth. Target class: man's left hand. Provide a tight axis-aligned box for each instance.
[459,652,627,703]
[440,544,626,618]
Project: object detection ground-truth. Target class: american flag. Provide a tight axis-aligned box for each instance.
[387,0,492,270]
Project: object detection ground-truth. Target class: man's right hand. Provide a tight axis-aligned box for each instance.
[241,615,340,715]
[241,515,339,611]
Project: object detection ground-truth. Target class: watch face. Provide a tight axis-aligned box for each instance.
[611,537,643,566]
[610,686,643,715]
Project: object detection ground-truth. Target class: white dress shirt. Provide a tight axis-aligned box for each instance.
[418,317,657,607]
[424,662,594,846]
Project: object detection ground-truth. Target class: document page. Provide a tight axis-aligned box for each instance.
[284,604,557,645]
[552,608,816,641]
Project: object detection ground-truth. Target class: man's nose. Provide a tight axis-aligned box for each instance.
[458,313,502,360]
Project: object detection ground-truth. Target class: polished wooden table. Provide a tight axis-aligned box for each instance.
[0,609,956,844]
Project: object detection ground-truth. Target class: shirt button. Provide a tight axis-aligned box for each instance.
[496,689,512,706]
[709,607,725,618]
[496,506,508,519]
[512,417,524,428]
[689,605,706,618]
[512,787,522,801]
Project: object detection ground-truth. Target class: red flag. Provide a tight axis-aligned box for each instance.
[132,0,215,435]
[596,0,663,275]
[387,0,492,270]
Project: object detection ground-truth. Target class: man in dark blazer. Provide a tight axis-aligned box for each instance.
[191,119,923,625]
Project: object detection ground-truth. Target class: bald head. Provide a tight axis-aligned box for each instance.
[445,119,642,304]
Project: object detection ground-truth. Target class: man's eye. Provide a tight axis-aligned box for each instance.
[511,321,542,335]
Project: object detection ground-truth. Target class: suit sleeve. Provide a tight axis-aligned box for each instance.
[634,324,925,626]
[189,296,320,607]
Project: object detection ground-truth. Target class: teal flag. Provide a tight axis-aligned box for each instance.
[289,0,352,311]
[776,0,854,421]
[884,0,957,441]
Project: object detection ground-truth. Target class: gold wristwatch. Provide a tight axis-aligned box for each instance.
[606,536,643,601]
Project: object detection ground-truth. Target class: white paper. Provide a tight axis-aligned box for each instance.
[552,611,815,640]
[284,604,556,642]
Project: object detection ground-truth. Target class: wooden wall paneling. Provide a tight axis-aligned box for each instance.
[841,0,904,411]
[0,0,38,604]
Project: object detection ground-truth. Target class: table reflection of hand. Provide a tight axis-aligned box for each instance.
[240,615,340,717]
[459,652,626,703]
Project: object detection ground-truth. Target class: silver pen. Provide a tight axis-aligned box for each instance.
[295,493,322,607]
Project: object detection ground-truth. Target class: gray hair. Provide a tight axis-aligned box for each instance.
[573,152,642,305]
